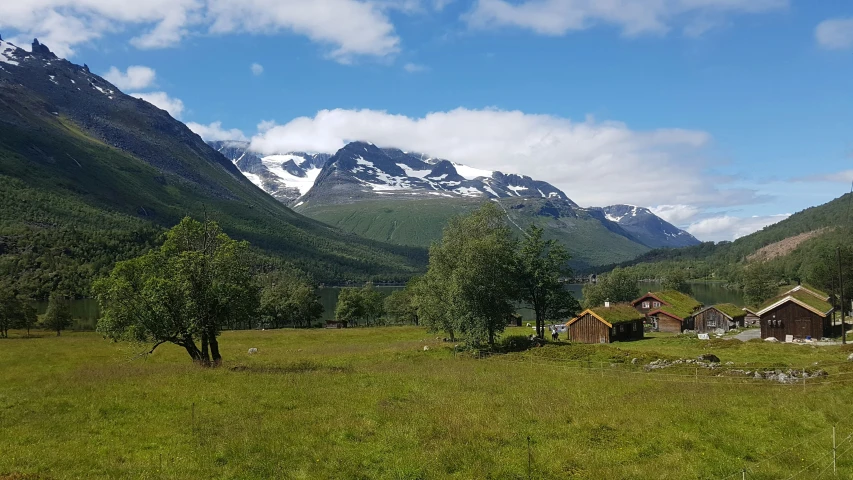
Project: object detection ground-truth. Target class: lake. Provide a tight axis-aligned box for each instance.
[48,282,745,329]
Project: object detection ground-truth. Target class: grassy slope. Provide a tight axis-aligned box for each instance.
[300,197,649,269]
[626,193,853,268]
[0,86,426,289]
[2,327,853,479]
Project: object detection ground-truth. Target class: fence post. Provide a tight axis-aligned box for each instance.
[742,468,745,480]
[695,368,698,384]
[833,426,837,475]
[600,362,604,378]
[527,436,532,480]
[803,368,806,391]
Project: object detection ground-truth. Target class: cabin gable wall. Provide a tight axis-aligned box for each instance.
[760,302,829,340]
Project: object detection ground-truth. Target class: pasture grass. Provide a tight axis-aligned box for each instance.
[2,327,853,479]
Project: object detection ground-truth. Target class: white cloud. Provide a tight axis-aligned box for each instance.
[186,121,248,141]
[206,0,400,62]
[795,170,853,184]
[248,107,765,209]
[686,214,790,242]
[103,65,157,90]
[0,0,401,62]
[465,0,787,37]
[403,62,428,73]
[651,204,703,226]
[129,91,185,119]
[250,62,264,75]
[816,18,853,50]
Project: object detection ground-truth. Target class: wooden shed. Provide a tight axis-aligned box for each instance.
[757,291,833,340]
[743,308,760,326]
[565,304,644,344]
[631,291,702,333]
[692,304,747,334]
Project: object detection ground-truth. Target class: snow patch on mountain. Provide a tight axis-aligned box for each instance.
[453,163,492,180]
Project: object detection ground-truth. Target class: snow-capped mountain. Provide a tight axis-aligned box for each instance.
[211,140,699,251]
[588,205,699,249]
[210,141,329,202]
[213,140,574,206]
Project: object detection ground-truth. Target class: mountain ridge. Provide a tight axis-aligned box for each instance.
[212,140,701,258]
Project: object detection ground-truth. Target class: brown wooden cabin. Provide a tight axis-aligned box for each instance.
[631,290,703,334]
[757,291,833,340]
[743,308,760,326]
[692,304,746,334]
[325,320,348,329]
[565,304,644,344]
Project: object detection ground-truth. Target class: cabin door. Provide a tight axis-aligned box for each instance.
[795,318,811,338]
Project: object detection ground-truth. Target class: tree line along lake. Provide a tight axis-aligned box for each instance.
[40,282,745,330]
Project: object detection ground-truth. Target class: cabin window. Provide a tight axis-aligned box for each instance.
[642,302,650,309]
[652,302,661,308]
[633,322,638,332]
[612,327,617,335]
[707,317,717,328]
[619,325,624,333]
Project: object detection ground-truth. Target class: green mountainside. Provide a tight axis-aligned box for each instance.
[0,40,425,297]
[606,192,853,283]
[299,196,650,270]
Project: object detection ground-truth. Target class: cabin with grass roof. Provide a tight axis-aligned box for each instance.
[692,304,747,334]
[631,290,703,333]
[566,303,645,344]
[757,290,834,340]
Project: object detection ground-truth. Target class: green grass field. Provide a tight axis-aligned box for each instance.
[3,327,853,479]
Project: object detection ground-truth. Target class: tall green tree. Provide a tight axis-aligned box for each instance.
[14,302,38,337]
[0,289,21,338]
[361,282,385,326]
[516,224,580,337]
[42,292,73,336]
[803,243,853,318]
[335,287,366,326]
[94,217,258,365]
[417,203,516,346]
[661,269,693,295]
[582,267,640,309]
[742,262,776,307]
[384,277,421,325]
[259,269,324,328]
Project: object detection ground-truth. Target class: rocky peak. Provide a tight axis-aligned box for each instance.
[31,39,57,59]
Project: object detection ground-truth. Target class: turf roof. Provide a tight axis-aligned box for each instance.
[579,305,645,325]
[706,303,747,320]
[759,290,833,315]
[777,284,830,300]
[640,290,702,320]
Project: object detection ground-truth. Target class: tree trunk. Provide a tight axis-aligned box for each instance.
[208,329,222,366]
[56,328,61,337]
[200,332,211,366]
[181,336,204,364]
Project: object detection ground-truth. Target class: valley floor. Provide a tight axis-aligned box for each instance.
[2,327,853,479]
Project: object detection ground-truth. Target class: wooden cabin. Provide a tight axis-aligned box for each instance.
[566,303,644,344]
[631,291,702,333]
[757,291,833,340]
[692,304,747,334]
[743,308,760,326]
[325,320,348,329]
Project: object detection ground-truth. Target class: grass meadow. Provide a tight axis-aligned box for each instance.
[2,327,853,479]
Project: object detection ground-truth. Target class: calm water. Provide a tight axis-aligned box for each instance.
[50,282,744,329]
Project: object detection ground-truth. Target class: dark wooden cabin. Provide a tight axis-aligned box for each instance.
[566,304,644,344]
[631,291,702,334]
[692,304,746,333]
[757,291,833,340]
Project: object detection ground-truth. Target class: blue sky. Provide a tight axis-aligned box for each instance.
[1,0,852,241]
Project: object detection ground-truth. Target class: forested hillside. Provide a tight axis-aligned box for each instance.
[602,192,853,287]
[0,39,426,298]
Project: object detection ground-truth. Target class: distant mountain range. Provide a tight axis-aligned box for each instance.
[211,140,700,268]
